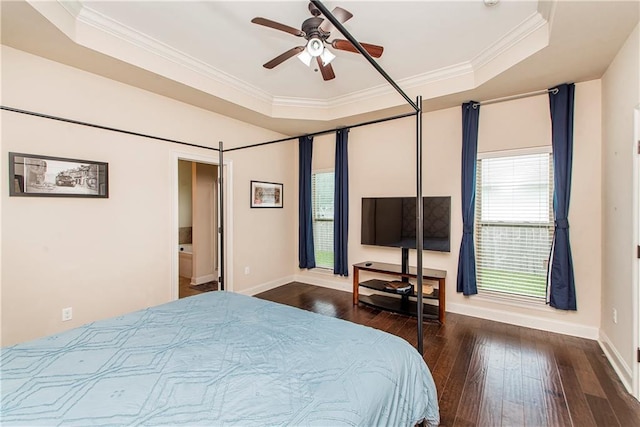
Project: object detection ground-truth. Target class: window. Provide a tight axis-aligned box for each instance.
[475,150,554,300]
[312,171,334,269]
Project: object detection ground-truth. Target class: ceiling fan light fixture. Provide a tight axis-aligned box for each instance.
[297,49,313,66]
[320,48,335,66]
[306,37,324,57]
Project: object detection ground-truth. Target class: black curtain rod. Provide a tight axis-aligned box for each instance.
[472,88,559,109]
[1,105,219,152]
[224,110,417,153]
[310,0,418,112]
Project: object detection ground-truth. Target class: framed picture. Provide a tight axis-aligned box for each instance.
[9,152,109,198]
[251,180,283,208]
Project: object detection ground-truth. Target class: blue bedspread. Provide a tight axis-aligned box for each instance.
[1,291,439,426]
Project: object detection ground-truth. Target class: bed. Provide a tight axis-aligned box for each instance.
[1,291,439,426]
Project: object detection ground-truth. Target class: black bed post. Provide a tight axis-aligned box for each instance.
[219,140,225,291]
[416,96,424,355]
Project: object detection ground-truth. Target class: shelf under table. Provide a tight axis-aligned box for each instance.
[359,278,440,300]
[358,294,439,320]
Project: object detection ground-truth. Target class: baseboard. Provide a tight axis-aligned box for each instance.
[191,273,216,286]
[238,275,296,296]
[249,275,600,340]
[598,331,633,394]
[238,273,351,297]
[447,301,599,340]
[293,272,352,293]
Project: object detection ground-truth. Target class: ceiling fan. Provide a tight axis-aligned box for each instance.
[251,2,384,81]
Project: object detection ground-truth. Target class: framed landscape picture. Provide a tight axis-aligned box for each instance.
[9,152,109,198]
[250,180,283,208]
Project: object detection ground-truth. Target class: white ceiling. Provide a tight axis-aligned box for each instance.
[1,1,639,135]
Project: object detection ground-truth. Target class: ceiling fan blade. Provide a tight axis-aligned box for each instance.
[251,17,305,37]
[319,7,353,33]
[263,46,305,69]
[331,39,384,58]
[316,56,335,81]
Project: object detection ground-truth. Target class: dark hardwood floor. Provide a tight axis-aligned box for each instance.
[178,276,219,298]
[178,276,203,298]
[256,282,640,427]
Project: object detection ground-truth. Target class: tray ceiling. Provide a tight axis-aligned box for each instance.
[1,1,638,134]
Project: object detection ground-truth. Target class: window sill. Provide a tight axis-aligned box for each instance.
[310,267,334,275]
[475,290,551,312]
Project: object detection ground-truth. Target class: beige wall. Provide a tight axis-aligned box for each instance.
[0,46,295,346]
[297,80,603,338]
[227,139,296,293]
[601,23,640,385]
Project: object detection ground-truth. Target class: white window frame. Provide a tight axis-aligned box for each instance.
[475,146,554,303]
[311,169,334,270]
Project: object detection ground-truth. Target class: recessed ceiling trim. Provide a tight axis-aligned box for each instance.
[273,62,473,109]
[537,0,558,27]
[28,0,79,40]
[28,0,553,122]
[471,11,549,71]
[57,0,82,19]
[74,4,274,107]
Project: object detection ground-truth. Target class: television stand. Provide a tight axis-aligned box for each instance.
[353,261,446,323]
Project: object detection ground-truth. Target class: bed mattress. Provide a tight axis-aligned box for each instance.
[1,291,439,426]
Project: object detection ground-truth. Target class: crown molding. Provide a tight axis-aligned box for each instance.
[57,0,83,19]
[273,62,474,110]
[537,0,558,29]
[273,11,548,117]
[74,4,274,107]
[31,0,551,121]
[471,11,549,72]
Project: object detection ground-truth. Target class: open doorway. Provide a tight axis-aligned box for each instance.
[178,160,218,298]
[171,151,233,300]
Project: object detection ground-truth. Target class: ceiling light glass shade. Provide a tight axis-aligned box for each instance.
[297,50,313,66]
[306,38,324,57]
[320,48,335,66]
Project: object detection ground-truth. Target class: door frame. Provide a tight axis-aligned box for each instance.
[633,105,640,401]
[171,151,233,299]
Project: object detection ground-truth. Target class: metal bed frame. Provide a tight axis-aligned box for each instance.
[1,0,428,355]
[217,0,427,354]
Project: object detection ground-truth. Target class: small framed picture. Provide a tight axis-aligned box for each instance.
[251,180,283,208]
[9,152,109,198]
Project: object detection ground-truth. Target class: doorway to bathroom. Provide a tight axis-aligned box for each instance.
[172,151,233,300]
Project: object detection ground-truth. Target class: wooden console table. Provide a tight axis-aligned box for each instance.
[353,261,446,323]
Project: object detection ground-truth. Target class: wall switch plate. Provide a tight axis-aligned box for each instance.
[613,308,618,324]
[62,307,73,322]
[244,266,250,275]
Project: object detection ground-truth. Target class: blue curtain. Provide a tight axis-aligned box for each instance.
[457,102,480,296]
[298,136,316,269]
[333,129,349,276]
[548,83,577,310]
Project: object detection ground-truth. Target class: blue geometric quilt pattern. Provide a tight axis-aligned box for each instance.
[1,291,439,426]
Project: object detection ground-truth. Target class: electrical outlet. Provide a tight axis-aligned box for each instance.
[244,266,250,275]
[62,307,73,322]
[613,308,618,324]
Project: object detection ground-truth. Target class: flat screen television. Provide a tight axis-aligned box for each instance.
[361,196,451,252]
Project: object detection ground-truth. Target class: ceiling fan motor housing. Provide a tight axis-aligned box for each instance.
[301,17,327,40]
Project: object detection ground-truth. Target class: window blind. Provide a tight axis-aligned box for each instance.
[312,171,334,269]
[475,152,554,299]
